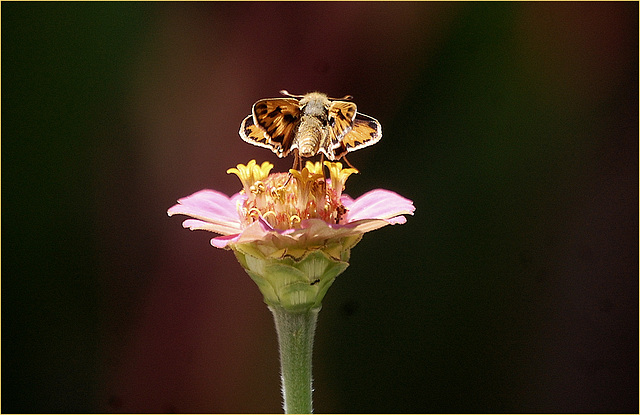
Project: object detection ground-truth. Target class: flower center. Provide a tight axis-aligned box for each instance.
[228,160,358,230]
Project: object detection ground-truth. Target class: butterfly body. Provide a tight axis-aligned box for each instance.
[296,113,326,157]
[239,91,382,161]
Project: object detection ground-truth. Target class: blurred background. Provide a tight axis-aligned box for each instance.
[2,2,638,413]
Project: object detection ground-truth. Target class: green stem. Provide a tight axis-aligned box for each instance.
[269,306,320,414]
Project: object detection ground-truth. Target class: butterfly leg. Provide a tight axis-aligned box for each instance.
[282,173,293,187]
[319,153,328,179]
[342,155,357,170]
[291,149,302,171]
[281,150,300,187]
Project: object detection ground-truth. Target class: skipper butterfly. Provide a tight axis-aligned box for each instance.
[239,90,382,163]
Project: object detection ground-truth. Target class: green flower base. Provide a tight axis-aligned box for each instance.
[233,247,351,313]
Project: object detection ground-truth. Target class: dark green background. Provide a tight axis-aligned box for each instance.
[3,2,637,413]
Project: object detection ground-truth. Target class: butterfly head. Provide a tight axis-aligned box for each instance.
[298,92,331,117]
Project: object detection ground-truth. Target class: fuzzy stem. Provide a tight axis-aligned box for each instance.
[269,306,320,414]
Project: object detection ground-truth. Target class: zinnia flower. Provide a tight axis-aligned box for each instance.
[168,158,415,413]
[168,159,414,312]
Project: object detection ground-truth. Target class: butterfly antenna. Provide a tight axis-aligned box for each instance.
[328,94,353,101]
[280,90,305,99]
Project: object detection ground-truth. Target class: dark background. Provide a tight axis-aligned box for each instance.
[3,2,638,413]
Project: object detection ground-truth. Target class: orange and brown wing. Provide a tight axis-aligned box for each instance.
[239,115,274,150]
[340,113,382,153]
[327,100,357,145]
[252,98,300,156]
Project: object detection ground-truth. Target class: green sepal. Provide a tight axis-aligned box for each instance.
[233,248,350,313]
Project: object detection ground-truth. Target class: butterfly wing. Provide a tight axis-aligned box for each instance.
[252,98,301,157]
[327,101,358,144]
[239,115,274,150]
[328,112,382,160]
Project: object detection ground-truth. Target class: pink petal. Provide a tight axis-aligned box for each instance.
[386,216,407,225]
[340,194,355,208]
[347,217,406,233]
[167,189,244,235]
[211,233,241,248]
[181,219,242,236]
[345,189,415,222]
[236,217,276,243]
[171,187,415,251]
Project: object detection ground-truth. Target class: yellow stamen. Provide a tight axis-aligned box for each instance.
[324,161,358,195]
[227,160,274,192]
[289,166,324,186]
[289,215,301,227]
[232,160,347,231]
[250,181,265,195]
[263,210,277,222]
[304,160,324,176]
[270,185,285,201]
[248,207,261,216]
